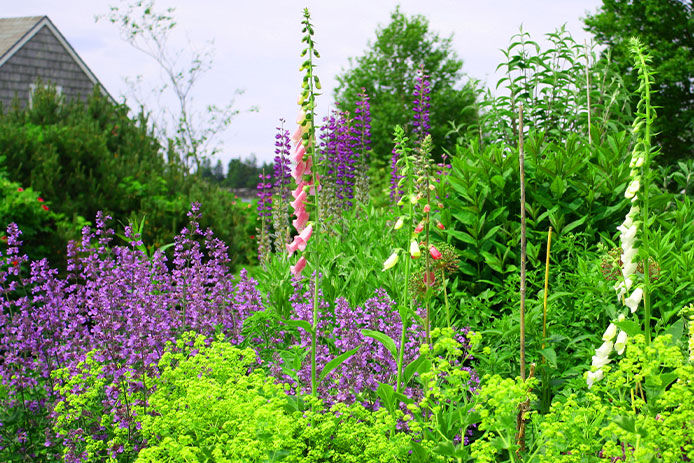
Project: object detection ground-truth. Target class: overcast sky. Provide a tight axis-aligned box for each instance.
[2,0,603,167]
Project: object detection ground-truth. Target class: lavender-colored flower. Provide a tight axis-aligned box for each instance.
[0,205,264,461]
[273,120,293,201]
[412,66,432,142]
[352,88,372,205]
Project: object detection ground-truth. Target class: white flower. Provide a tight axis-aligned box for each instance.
[630,154,645,168]
[603,323,617,342]
[592,340,614,369]
[618,313,626,322]
[619,223,638,248]
[622,261,638,279]
[614,276,634,299]
[625,287,644,313]
[587,369,604,388]
[625,178,641,200]
[621,246,638,267]
[615,330,628,355]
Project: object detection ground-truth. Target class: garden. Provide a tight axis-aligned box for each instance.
[1,4,693,463]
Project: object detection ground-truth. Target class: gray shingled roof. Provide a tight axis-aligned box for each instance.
[0,16,43,62]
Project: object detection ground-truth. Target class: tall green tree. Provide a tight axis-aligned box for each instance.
[584,0,694,164]
[334,7,477,165]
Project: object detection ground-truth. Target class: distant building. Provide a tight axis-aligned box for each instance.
[0,16,111,110]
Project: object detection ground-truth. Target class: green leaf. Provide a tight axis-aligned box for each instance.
[615,320,642,337]
[285,319,313,334]
[361,329,397,361]
[319,346,361,382]
[403,355,431,385]
[664,317,684,344]
[539,347,557,368]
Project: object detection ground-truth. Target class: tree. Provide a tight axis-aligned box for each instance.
[99,1,256,172]
[584,0,694,164]
[334,7,477,165]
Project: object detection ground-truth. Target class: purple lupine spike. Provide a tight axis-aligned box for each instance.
[412,66,432,142]
[353,88,372,157]
[273,120,293,201]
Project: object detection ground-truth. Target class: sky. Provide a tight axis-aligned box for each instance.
[1,0,604,168]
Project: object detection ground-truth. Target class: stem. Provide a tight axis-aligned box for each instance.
[424,178,432,344]
[542,227,553,352]
[518,104,527,381]
[442,269,450,328]
[585,40,592,145]
[396,143,415,393]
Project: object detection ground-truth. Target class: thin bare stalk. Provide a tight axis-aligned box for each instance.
[542,226,553,352]
[518,104,527,381]
[585,40,592,145]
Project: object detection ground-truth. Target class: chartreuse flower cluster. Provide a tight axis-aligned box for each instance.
[588,38,656,388]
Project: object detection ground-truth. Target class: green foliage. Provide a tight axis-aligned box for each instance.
[468,374,537,463]
[52,351,140,462]
[446,131,631,294]
[137,333,413,462]
[470,26,631,147]
[0,86,256,269]
[0,160,86,262]
[137,333,300,462]
[536,334,694,462]
[334,6,477,164]
[585,0,694,165]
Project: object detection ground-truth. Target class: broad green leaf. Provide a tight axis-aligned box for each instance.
[361,329,397,361]
[319,346,361,382]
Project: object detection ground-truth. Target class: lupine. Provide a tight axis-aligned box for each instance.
[412,65,432,142]
[353,88,372,205]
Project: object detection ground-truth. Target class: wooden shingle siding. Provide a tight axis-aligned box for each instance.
[0,25,95,109]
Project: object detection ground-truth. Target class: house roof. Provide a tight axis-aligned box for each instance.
[0,15,113,101]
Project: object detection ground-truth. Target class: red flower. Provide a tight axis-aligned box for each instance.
[0,235,7,242]
[436,222,445,230]
[414,223,424,234]
[250,235,255,240]
[42,205,49,211]
[429,245,442,260]
[11,260,18,267]
[37,197,44,203]
[17,187,24,192]
[423,204,431,213]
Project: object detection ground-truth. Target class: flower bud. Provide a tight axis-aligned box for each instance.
[383,252,399,271]
[394,217,404,230]
[409,240,421,259]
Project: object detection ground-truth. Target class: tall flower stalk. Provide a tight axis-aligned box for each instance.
[587,38,656,387]
[353,88,371,205]
[288,8,322,396]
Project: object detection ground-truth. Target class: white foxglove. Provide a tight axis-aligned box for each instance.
[625,287,643,313]
[615,330,628,355]
[587,369,604,388]
[625,178,640,200]
[603,323,617,342]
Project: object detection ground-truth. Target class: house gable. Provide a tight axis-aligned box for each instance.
[0,16,111,110]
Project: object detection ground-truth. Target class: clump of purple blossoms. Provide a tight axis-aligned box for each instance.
[273,120,293,201]
[285,277,424,406]
[412,65,432,142]
[352,88,372,206]
[0,204,264,462]
[271,121,293,254]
